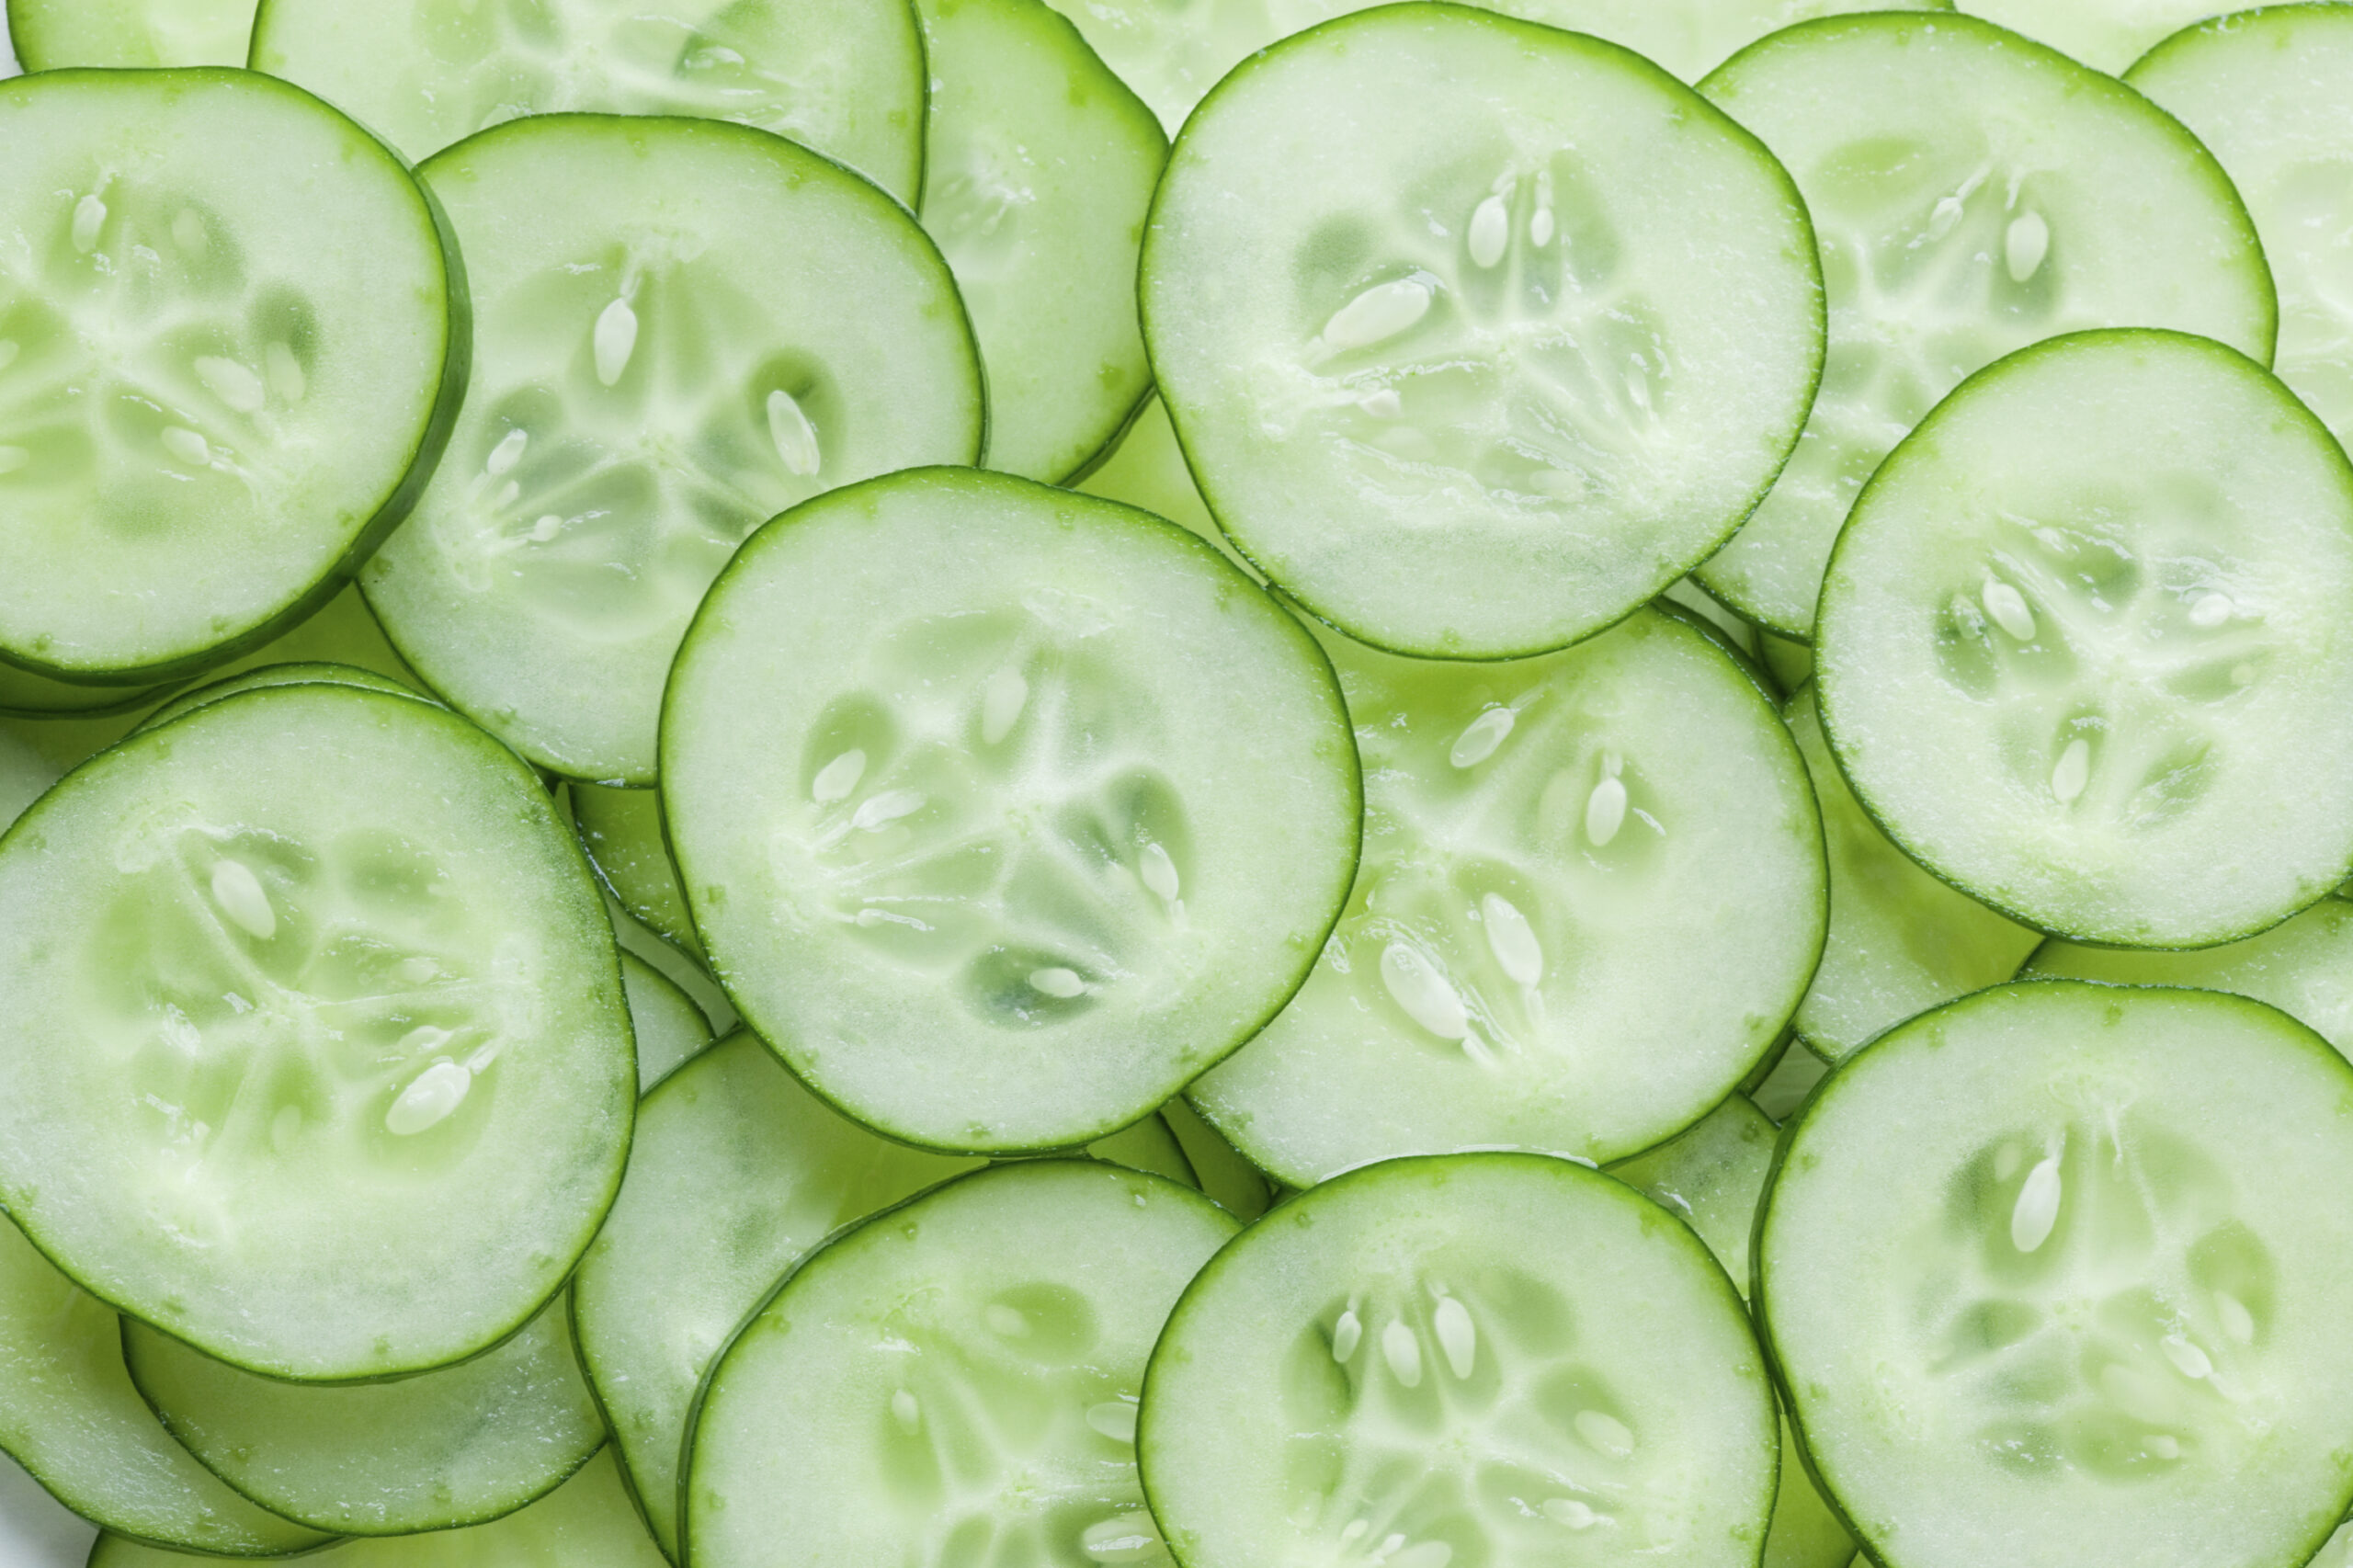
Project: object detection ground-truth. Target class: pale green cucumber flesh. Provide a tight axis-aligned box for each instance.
[1750,1048,1828,1124]
[7,0,258,68]
[1816,330,2353,948]
[1693,11,2276,637]
[135,663,426,736]
[662,468,1360,1153]
[686,1161,1238,1568]
[1959,0,2232,74]
[620,950,712,1093]
[361,114,983,784]
[1160,1096,1273,1221]
[572,785,702,961]
[0,686,635,1380]
[1143,3,1824,659]
[1191,608,1824,1183]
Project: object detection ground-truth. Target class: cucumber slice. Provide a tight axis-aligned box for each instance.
[121,1293,602,1537]
[573,786,701,961]
[0,69,464,682]
[1139,1152,1778,1568]
[620,950,712,1092]
[0,666,176,722]
[2130,8,2353,461]
[1750,1045,1827,1124]
[917,0,1165,483]
[686,1160,1238,1568]
[0,1212,328,1557]
[361,114,983,785]
[1785,689,2039,1062]
[1087,1113,1198,1187]
[135,664,425,736]
[1759,633,1813,700]
[1142,2,1824,660]
[248,0,925,199]
[1189,608,1824,1184]
[2026,895,2353,1060]
[1043,0,1949,136]
[1959,0,2227,74]
[1160,1096,1272,1221]
[89,1449,665,1568]
[1816,330,2353,949]
[0,729,60,831]
[7,0,256,68]
[662,468,1360,1153]
[602,894,736,1036]
[1692,11,2277,638]
[1758,981,2353,1568]
[0,685,635,1381]
[1662,577,1762,663]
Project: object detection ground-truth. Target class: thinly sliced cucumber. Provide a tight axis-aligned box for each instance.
[573,786,701,961]
[0,686,635,1381]
[1750,1046,1827,1124]
[122,1294,601,1537]
[686,1160,1237,1568]
[0,1212,328,1557]
[1960,0,2228,74]
[1160,1097,1273,1221]
[1045,0,1948,135]
[0,666,176,722]
[135,664,424,736]
[2130,7,2353,461]
[1143,2,1824,660]
[2026,896,2353,1059]
[362,115,983,785]
[1190,608,1824,1184]
[571,1031,1202,1556]
[88,1449,665,1568]
[1785,689,2038,1062]
[1758,981,2353,1568]
[1816,330,2353,948]
[1692,11,2276,638]
[1140,1152,1778,1568]
[620,950,712,1091]
[0,728,59,832]
[0,69,464,682]
[663,468,1360,1153]
[7,0,256,68]
[917,0,1164,482]
[1087,1113,1198,1187]
[248,0,925,200]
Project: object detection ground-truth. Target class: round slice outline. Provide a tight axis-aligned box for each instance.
[6,0,258,68]
[1753,979,2353,1568]
[1814,327,2353,949]
[661,465,1363,1154]
[1141,0,1827,661]
[0,683,639,1381]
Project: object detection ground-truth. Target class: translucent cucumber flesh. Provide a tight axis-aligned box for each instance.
[1762,983,2353,1568]
[1693,13,2274,636]
[619,950,711,1090]
[1958,0,2228,74]
[8,0,258,68]
[572,783,701,960]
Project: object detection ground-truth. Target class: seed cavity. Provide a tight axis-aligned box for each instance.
[1468,192,1509,269]
[2161,1334,2212,1381]
[71,194,106,254]
[891,1390,920,1432]
[1139,842,1181,903]
[385,1060,472,1136]
[1381,1319,1423,1387]
[1380,942,1470,1041]
[2012,1151,2063,1252]
[265,342,305,403]
[2005,210,2050,282]
[1332,1307,1362,1362]
[194,357,265,415]
[980,666,1029,745]
[1982,578,2036,642]
[1449,706,1515,767]
[2189,592,2233,629]
[172,210,207,255]
[209,859,276,938]
[1433,1294,1476,1379]
[2052,738,2091,806]
[594,295,639,387]
[162,426,211,468]
[767,388,821,477]
[985,1304,1028,1337]
[1574,1409,1635,1458]
[2216,1291,2255,1344]
[851,789,925,831]
[486,428,529,476]
[1320,278,1433,354]
[1029,967,1086,998]
[812,749,867,803]
[1085,1400,1137,1443]
[1079,1513,1163,1564]
[1480,892,1542,987]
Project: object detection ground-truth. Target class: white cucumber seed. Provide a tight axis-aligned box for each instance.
[1927,194,1965,240]
[1139,842,1181,903]
[1981,579,2037,642]
[1574,1409,1635,1458]
[1078,1513,1163,1563]
[1085,1400,1138,1443]
[767,388,822,477]
[209,859,276,939]
[397,1024,454,1056]
[2052,739,2091,806]
[2004,211,2050,282]
[1468,193,1509,269]
[1029,967,1086,999]
[594,295,639,387]
[2189,592,2233,628]
[1433,1295,1476,1379]
[2216,1292,2256,1344]
[485,427,529,476]
[384,1060,472,1136]
[812,748,867,803]
[1449,706,1515,767]
[851,789,925,831]
[2011,1152,2063,1253]
[1479,893,1542,987]
[1332,1307,1362,1362]
[265,342,305,403]
[2145,1435,2182,1460]
[891,1390,921,1432]
[1321,279,1432,353]
[162,426,212,468]
[985,1304,1028,1337]
[1585,775,1628,847]
[1530,169,1555,247]
[529,515,563,543]
[71,194,106,254]
[194,357,266,415]
[980,666,1029,744]
[2161,1334,2213,1381]
[1381,1320,1423,1387]
[1543,1498,1601,1528]
[1357,388,1403,419]
[1380,942,1470,1041]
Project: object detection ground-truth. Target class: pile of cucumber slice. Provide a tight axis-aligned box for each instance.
[0,1,2350,1566]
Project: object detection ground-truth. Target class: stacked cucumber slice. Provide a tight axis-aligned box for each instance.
[1,2,2351,1566]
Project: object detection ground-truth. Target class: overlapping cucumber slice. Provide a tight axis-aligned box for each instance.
[1142,2,1824,659]
[1693,11,2276,637]
[1958,0,2226,74]
[0,68,464,681]
[1190,608,1824,1184]
[8,0,257,68]
[1759,982,2353,1568]
[1816,330,2353,948]
[362,114,983,784]
[0,685,635,1380]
